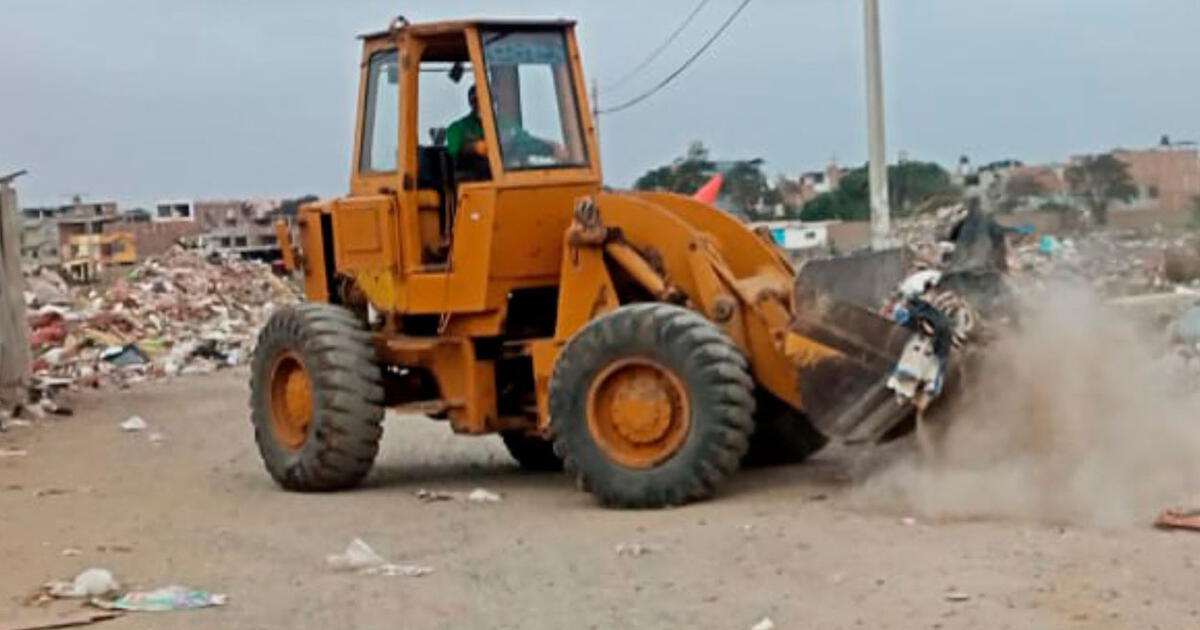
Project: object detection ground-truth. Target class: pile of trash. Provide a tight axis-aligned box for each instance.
[21,248,298,403]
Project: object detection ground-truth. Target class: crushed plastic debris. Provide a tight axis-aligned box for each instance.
[44,568,120,598]
[944,591,971,602]
[750,617,776,630]
[614,543,661,557]
[0,448,29,457]
[92,585,227,612]
[326,538,433,577]
[118,416,147,432]
[415,487,502,503]
[466,488,502,503]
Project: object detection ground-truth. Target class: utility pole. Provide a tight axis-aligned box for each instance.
[0,170,31,412]
[590,78,600,134]
[863,0,891,250]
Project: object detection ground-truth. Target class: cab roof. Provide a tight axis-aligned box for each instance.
[358,16,576,41]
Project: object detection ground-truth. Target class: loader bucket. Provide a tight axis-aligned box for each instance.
[789,248,918,443]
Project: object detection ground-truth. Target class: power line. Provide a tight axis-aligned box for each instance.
[601,0,712,92]
[597,0,754,115]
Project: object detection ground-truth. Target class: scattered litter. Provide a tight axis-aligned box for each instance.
[414,489,454,502]
[7,419,33,428]
[147,432,165,445]
[61,548,82,557]
[44,568,119,598]
[0,610,121,630]
[99,345,149,367]
[944,591,971,602]
[33,488,72,498]
[326,538,433,578]
[1155,508,1200,531]
[118,416,147,432]
[0,448,29,457]
[901,517,918,526]
[92,586,227,612]
[614,543,661,557]
[360,564,434,578]
[466,488,502,503]
[750,616,776,630]
[415,487,502,503]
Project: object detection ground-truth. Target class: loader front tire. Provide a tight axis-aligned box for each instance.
[250,303,384,491]
[550,304,754,508]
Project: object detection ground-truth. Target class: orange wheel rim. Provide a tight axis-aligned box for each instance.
[269,351,313,449]
[586,358,691,469]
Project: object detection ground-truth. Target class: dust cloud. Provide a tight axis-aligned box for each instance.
[852,282,1200,527]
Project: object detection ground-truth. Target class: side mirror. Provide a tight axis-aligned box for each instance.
[448,61,464,84]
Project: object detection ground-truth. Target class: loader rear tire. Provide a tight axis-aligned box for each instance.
[743,392,828,467]
[550,303,754,508]
[250,303,384,491]
[501,431,563,472]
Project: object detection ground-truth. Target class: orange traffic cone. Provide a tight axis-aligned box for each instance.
[692,174,724,204]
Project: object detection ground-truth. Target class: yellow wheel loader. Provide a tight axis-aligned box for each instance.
[252,16,967,507]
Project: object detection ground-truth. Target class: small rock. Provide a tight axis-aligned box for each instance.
[0,448,28,457]
[901,517,917,526]
[944,591,971,602]
[61,548,82,557]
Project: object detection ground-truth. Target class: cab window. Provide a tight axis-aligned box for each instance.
[481,29,588,170]
[360,49,399,173]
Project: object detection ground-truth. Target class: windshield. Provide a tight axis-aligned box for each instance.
[481,29,588,171]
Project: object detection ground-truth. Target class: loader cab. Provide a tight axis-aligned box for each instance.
[351,19,601,266]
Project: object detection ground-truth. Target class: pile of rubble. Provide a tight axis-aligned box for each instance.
[21,248,298,408]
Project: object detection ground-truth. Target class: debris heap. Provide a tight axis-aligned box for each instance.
[22,248,298,399]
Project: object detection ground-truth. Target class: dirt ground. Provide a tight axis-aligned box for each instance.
[3,370,1200,630]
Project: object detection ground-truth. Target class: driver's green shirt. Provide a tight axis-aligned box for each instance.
[446,111,483,159]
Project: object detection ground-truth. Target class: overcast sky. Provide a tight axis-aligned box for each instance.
[1,0,1197,207]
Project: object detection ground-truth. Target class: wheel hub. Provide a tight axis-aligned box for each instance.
[269,351,313,449]
[587,358,690,468]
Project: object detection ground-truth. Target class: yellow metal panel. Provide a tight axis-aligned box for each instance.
[529,339,562,430]
[554,236,617,341]
[332,196,397,272]
[403,185,496,313]
[488,184,587,280]
[297,206,329,302]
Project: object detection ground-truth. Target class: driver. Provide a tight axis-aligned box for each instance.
[447,84,567,172]
[446,85,486,163]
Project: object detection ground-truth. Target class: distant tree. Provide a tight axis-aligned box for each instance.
[1065,154,1136,225]
[633,141,716,195]
[725,159,769,219]
[800,161,956,222]
[889,161,959,215]
[998,174,1047,213]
